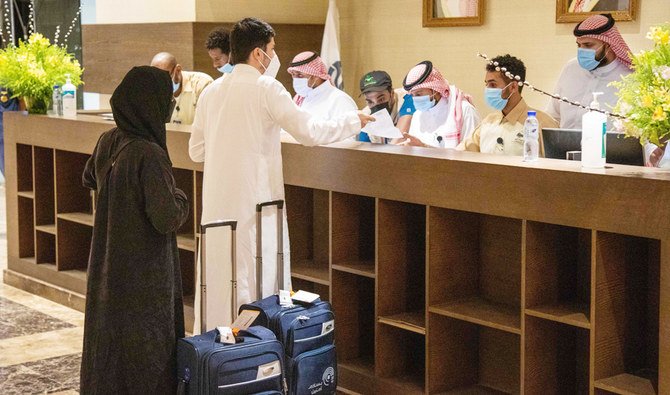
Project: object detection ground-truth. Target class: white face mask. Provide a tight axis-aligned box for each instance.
[292,77,313,97]
[259,48,280,79]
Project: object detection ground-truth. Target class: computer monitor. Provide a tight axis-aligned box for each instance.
[542,128,644,166]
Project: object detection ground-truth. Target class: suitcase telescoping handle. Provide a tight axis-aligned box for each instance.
[199,220,237,335]
[255,200,284,301]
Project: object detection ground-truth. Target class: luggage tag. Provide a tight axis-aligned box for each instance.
[279,289,293,307]
[291,290,320,304]
[232,309,261,331]
[216,326,235,344]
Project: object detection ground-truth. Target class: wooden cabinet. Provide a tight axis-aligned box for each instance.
[4,113,670,394]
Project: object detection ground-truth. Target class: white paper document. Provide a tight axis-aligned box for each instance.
[292,290,320,304]
[362,108,403,139]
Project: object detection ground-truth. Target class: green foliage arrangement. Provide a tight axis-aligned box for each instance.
[0,33,83,114]
[612,24,670,146]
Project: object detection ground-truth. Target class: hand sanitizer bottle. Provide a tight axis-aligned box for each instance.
[62,74,77,118]
[581,92,607,168]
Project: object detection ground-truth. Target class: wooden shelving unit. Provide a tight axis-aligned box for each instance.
[285,185,331,299]
[593,232,660,395]
[429,314,520,394]
[425,207,524,394]
[524,315,590,394]
[5,115,669,395]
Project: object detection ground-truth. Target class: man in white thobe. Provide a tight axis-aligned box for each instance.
[287,51,357,120]
[546,13,632,130]
[189,17,372,331]
[399,61,480,148]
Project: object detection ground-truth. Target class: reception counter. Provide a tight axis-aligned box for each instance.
[3,112,669,394]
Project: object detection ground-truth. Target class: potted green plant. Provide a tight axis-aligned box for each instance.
[612,23,670,148]
[0,33,83,114]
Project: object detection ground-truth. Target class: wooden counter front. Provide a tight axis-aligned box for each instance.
[3,112,669,394]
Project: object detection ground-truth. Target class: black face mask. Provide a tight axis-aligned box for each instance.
[370,101,392,115]
[166,97,176,123]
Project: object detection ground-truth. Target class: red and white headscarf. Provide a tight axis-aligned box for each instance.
[403,61,473,140]
[574,14,632,69]
[287,51,331,105]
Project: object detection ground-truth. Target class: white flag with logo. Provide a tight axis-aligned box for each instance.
[321,0,343,89]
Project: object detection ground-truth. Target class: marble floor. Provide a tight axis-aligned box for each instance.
[0,179,83,394]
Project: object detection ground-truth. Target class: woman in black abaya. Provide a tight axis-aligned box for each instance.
[80,66,189,394]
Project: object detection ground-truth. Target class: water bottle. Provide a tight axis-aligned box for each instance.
[52,85,63,116]
[523,111,539,162]
[62,73,77,118]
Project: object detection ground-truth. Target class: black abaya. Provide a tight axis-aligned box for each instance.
[80,66,189,394]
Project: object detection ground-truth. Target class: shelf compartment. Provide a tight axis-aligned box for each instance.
[525,222,592,328]
[594,373,657,395]
[378,311,425,335]
[377,200,426,335]
[36,230,56,264]
[18,196,35,258]
[291,259,329,285]
[331,260,374,278]
[17,191,34,198]
[525,303,590,329]
[428,208,522,331]
[285,186,330,285]
[35,224,56,235]
[56,218,92,271]
[332,270,375,370]
[376,324,425,393]
[524,315,590,395]
[428,314,520,394]
[55,150,91,215]
[176,234,196,252]
[430,297,520,334]
[331,191,375,267]
[57,212,94,227]
[338,355,375,395]
[594,232,659,393]
[16,143,33,193]
[34,146,55,226]
[172,168,195,237]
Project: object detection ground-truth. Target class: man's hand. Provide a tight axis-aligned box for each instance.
[396,132,427,147]
[358,112,375,128]
[648,147,664,167]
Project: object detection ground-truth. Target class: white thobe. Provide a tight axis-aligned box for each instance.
[300,81,357,120]
[546,58,632,130]
[189,64,360,331]
[408,91,480,148]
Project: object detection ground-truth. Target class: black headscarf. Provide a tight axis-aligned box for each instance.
[110,66,173,153]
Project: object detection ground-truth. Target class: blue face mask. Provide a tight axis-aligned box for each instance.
[577,46,604,71]
[172,80,180,93]
[218,63,234,74]
[484,82,513,111]
[413,94,435,112]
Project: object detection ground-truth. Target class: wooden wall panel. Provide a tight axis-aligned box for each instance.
[84,22,324,95]
[82,23,194,94]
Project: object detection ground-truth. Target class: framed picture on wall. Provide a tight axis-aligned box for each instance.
[423,0,484,27]
[556,0,638,23]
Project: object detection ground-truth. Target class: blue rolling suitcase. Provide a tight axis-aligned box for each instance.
[177,220,287,395]
[239,201,338,395]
